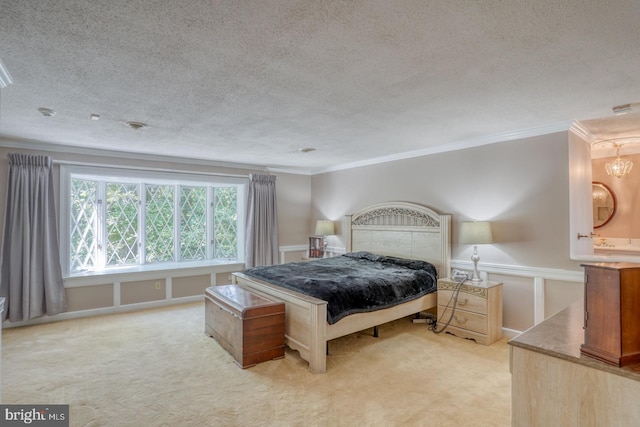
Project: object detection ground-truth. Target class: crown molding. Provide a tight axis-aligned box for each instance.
[0,120,572,177]
[313,121,572,175]
[0,136,269,173]
[0,135,314,175]
[264,165,313,175]
[569,121,596,143]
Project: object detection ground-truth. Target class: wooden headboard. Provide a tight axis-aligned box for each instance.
[344,201,451,278]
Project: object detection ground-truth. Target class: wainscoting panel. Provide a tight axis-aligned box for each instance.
[4,263,244,328]
[452,260,584,333]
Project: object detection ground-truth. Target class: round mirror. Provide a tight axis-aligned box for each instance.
[592,182,616,228]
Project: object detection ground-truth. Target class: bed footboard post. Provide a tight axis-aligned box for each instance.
[308,302,328,373]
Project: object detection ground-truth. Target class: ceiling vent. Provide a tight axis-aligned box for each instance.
[38,107,56,117]
[125,121,148,130]
[612,103,640,115]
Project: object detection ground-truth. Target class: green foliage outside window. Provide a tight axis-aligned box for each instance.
[214,187,238,259]
[106,182,139,266]
[69,176,239,273]
[180,186,207,261]
[145,185,175,263]
[70,178,97,272]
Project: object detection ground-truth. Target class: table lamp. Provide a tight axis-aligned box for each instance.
[459,221,493,283]
[314,220,335,258]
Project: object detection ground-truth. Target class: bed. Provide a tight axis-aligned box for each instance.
[232,201,451,373]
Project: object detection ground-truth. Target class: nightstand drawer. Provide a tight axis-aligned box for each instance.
[438,306,487,334]
[438,289,486,315]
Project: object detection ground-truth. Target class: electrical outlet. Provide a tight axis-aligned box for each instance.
[155,281,161,290]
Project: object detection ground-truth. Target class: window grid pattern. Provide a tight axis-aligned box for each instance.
[214,187,238,259]
[105,182,140,266]
[179,186,207,261]
[70,178,98,272]
[145,184,175,263]
[68,175,240,274]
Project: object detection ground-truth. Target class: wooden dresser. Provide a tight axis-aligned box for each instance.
[437,278,503,345]
[581,262,640,366]
[205,285,285,368]
[509,299,640,426]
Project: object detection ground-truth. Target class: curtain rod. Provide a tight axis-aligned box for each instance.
[52,159,256,179]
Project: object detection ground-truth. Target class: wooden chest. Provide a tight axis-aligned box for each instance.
[581,263,640,366]
[205,285,285,368]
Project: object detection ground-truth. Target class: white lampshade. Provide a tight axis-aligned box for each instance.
[315,220,335,236]
[459,221,493,245]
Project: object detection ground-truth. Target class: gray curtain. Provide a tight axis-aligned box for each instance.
[0,153,66,321]
[245,174,279,268]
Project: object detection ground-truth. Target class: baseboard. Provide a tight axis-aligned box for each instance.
[502,327,522,339]
[2,295,203,329]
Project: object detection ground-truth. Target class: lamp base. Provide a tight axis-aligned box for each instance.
[470,245,483,284]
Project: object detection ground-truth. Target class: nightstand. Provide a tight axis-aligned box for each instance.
[437,278,503,345]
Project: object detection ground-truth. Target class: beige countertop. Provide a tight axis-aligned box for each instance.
[508,299,640,382]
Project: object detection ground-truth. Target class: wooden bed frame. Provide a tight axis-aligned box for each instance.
[232,201,451,373]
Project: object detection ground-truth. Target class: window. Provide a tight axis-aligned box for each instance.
[61,166,245,276]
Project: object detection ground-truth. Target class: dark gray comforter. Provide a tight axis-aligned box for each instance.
[242,251,438,324]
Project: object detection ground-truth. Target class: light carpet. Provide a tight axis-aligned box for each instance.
[2,302,511,426]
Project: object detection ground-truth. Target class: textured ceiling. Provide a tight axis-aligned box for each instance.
[1,1,639,173]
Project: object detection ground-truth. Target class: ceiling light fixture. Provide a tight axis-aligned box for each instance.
[0,59,13,88]
[605,144,633,178]
[125,121,147,130]
[38,107,56,117]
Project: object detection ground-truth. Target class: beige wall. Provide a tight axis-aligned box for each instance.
[312,132,581,271]
[0,134,584,332]
[0,142,311,320]
[273,172,311,245]
[311,132,584,331]
[0,144,311,249]
[592,153,640,238]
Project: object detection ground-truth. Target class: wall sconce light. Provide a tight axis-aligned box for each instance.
[459,221,493,283]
